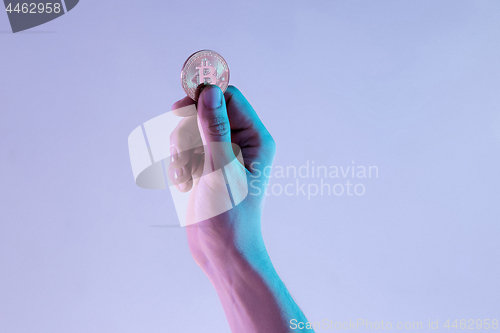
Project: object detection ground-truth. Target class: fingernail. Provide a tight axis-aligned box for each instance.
[178,182,188,191]
[203,86,222,109]
[174,168,183,179]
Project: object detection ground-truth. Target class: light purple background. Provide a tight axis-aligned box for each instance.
[1,1,499,332]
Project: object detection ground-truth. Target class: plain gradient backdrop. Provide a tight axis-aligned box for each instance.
[1,1,499,332]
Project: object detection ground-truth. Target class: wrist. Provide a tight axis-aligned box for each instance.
[197,216,270,279]
[195,228,308,332]
[203,244,291,332]
[203,239,272,283]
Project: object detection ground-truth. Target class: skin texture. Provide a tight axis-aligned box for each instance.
[169,85,313,332]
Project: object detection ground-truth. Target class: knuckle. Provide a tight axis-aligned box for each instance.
[226,85,239,94]
[262,134,276,152]
[206,116,230,138]
[268,137,276,150]
[169,130,179,144]
[225,85,242,100]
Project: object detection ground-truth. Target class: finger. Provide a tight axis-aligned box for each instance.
[175,178,193,192]
[224,85,266,132]
[197,85,236,172]
[169,97,203,193]
[169,116,201,169]
[223,85,275,168]
[173,151,203,192]
[171,96,197,117]
[170,95,202,168]
[168,155,193,185]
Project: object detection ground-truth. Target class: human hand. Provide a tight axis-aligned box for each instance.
[169,85,276,271]
[168,85,312,332]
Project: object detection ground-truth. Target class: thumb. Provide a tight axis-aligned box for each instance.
[196,85,236,172]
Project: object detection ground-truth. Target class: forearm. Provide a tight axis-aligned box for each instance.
[203,244,312,333]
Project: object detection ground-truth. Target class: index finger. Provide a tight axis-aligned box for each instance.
[224,85,269,135]
[172,96,196,117]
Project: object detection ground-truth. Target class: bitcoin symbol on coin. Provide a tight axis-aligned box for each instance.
[196,60,218,85]
[181,50,230,101]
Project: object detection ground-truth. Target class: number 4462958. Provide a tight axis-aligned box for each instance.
[5,3,62,14]
[444,319,498,330]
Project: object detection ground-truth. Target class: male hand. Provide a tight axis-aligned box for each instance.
[169,85,275,270]
[168,85,311,332]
